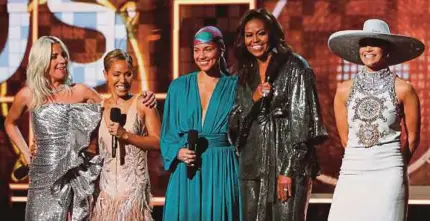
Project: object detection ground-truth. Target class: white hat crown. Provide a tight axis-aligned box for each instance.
[363,19,390,34]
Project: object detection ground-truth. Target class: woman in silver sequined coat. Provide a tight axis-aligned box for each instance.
[229,8,328,221]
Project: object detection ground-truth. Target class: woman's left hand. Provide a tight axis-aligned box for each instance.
[108,121,126,138]
[140,91,157,108]
[277,175,293,202]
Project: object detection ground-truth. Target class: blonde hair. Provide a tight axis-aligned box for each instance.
[26,36,72,108]
[103,49,133,71]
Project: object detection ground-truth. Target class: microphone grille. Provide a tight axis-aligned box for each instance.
[110,107,122,122]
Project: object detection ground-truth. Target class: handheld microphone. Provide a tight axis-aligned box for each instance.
[187,130,198,179]
[261,75,271,113]
[188,130,198,151]
[110,107,121,158]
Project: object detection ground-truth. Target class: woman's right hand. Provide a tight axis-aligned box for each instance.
[252,82,272,102]
[177,148,196,166]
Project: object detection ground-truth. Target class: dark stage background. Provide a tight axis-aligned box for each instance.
[1,0,429,220]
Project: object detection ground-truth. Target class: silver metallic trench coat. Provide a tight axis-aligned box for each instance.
[229,51,328,221]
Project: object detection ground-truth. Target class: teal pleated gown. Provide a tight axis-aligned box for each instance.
[161,72,242,221]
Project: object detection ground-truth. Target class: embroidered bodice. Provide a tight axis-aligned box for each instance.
[98,97,150,196]
[346,68,402,148]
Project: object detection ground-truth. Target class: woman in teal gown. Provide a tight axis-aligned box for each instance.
[161,26,241,221]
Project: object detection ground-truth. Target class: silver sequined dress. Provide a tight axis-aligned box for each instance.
[26,103,102,221]
[328,68,406,221]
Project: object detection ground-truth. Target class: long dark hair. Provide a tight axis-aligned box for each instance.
[233,8,292,85]
[214,38,231,76]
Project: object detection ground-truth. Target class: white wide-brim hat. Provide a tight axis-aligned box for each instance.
[328,19,425,66]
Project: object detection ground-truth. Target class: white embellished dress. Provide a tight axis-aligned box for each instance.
[328,69,407,221]
[92,96,152,221]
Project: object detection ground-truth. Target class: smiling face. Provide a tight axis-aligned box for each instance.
[193,42,220,72]
[244,18,270,60]
[104,59,133,97]
[47,43,68,83]
[359,38,389,72]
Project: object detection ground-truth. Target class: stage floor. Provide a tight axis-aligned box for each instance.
[6,184,430,221]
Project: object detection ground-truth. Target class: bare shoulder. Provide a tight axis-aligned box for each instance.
[395,77,415,93]
[395,77,417,100]
[7,86,33,112]
[333,79,353,105]
[15,86,33,104]
[336,79,353,95]
[136,95,148,112]
[72,83,101,103]
[136,95,156,114]
[16,85,32,98]
[72,83,92,93]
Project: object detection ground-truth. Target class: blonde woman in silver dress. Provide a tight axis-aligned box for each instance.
[328,19,423,221]
[91,49,161,221]
[5,36,103,220]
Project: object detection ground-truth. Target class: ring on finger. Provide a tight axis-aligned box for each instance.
[283,188,288,191]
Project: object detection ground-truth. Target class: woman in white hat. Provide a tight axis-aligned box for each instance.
[327,19,424,221]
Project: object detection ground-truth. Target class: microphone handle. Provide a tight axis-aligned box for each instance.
[261,96,269,113]
[187,143,197,179]
[189,143,196,152]
[112,136,116,158]
[261,75,271,113]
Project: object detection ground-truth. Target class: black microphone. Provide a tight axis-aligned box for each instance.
[188,130,198,151]
[110,107,121,158]
[187,130,198,179]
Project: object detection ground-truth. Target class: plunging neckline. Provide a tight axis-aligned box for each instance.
[195,73,223,130]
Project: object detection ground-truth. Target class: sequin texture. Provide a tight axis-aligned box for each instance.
[26,103,102,221]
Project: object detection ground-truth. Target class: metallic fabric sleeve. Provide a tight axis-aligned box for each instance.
[230,52,328,179]
[280,67,328,177]
[227,104,241,145]
[227,83,243,147]
[29,103,102,221]
[50,104,103,221]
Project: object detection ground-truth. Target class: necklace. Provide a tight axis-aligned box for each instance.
[112,93,133,109]
[355,68,394,95]
[51,84,67,94]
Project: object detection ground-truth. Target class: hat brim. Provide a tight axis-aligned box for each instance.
[328,30,425,65]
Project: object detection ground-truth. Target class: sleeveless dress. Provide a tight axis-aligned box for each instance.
[26,103,102,221]
[92,96,152,221]
[328,68,406,221]
[161,72,242,221]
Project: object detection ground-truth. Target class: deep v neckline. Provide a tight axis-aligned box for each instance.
[195,73,223,130]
